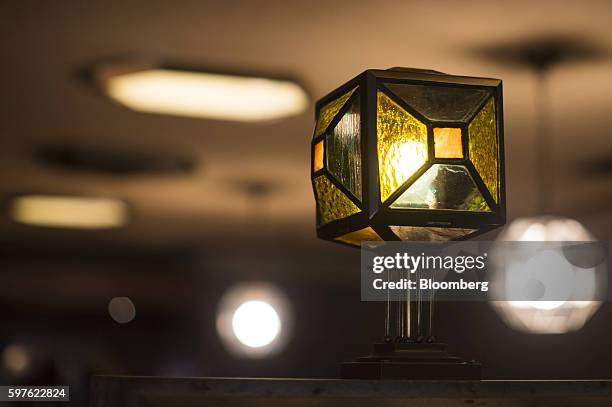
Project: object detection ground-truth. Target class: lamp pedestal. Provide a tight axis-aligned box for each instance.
[341,341,480,380]
[341,289,480,380]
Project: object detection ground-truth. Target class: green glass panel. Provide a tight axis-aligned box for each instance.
[386,83,488,122]
[390,226,477,241]
[313,175,360,225]
[335,227,382,247]
[469,97,499,203]
[327,97,361,200]
[390,164,491,211]
[377,91,428,203]
[314,87,357,138]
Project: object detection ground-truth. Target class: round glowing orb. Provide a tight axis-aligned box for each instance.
[108,297,136,324]
[231,301,281,348]
[216,283,291,358]
[2,344,29,374]
[491,216,606,334]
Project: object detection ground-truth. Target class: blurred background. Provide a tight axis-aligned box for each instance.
[1,1,612,405]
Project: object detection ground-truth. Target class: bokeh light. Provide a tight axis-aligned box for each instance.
[217,283,291,358]
[232,300,281,348]
[491,216,606,334]
[2,344,30,374]
[108,297,136,324]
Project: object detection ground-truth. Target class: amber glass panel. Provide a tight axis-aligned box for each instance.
[385,83,488,121]
[390,225,477,241]
[327,98,361,200]
[335,227,382,246]
[313,140,324,172]
[314,87,358,138]
[434,128,463,158]
[313,175,360,225]
[390,164,491,211]
[377,91,428,203]
[469,97,498,203]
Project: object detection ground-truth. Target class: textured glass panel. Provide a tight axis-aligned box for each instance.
[313,140,324,172]
[390,226,477,241]
[469,97,498,203]
[313,175,360,225]
[391,164,491,211]
[434,127,463,158]
[386,83,488,121]
[377,91,428,203]
[327,98,361,200]
[335,227,382,246]
[314,87,358,138]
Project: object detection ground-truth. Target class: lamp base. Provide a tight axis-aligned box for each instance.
[341,342,481,380]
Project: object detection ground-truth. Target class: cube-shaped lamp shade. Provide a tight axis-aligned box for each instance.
[311,68,505,246]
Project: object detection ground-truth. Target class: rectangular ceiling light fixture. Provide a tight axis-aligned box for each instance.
[95,61,309,122]
[10,195,128,229]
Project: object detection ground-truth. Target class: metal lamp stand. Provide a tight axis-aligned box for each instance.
[341,271,480,380]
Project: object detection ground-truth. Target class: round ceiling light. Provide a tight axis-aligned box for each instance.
[231,300,281,348]
[491,216,606,334]
[216,283,291,358]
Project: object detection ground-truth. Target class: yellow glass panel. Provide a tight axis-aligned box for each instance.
[314,87,358,138]
[313,140,324,172]
[434,128,463,158]
[390,226,477,241]
[335,227,382,246]
[377,91,428,202]
[314,175,360,225]
[468,97,498,203]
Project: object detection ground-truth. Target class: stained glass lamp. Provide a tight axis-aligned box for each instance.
[311,68,505,246]
[311,68,505,379]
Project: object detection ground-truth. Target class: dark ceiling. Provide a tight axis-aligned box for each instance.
[1,1,612,254]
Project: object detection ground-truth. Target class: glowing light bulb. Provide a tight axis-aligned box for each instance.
[216,283,291,357]
[395,140,426,183]
[231,301,281,348]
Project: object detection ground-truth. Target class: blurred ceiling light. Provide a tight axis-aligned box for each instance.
[108,297,136,324]
[216,282,291,358]
[2,344,30,374]
[492,216,606,334]
[232,300,280,348]
[97,63,309,122]
[10,195,128,229]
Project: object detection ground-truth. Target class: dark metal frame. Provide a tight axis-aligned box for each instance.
[311,68,506,245]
